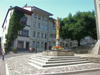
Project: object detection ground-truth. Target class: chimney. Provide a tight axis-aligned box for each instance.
[10,6,12,8]
[25,3,27,7]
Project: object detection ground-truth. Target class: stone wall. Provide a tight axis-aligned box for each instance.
[72,45,94,54]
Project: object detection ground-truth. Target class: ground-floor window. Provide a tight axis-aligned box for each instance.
[37,42,39,48]
[18,41,24,48]
[41,42,43,48]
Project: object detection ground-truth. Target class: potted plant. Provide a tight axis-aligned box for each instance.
[12,48,17,53]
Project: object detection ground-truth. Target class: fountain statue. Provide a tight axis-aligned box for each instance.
[56,17,60,46]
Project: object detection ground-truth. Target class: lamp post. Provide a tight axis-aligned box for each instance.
[2,49,5,61]
[35,39,37,53]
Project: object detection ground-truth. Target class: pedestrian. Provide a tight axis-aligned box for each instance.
[32,48,35,52]
[30,46,33,52]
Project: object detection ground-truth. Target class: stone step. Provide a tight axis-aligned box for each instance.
[30,57,86,61]
[30,57,87,64]
[29,59,90,67]
[33,56,81,58]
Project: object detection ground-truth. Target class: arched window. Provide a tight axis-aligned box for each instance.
[20,16,27,25]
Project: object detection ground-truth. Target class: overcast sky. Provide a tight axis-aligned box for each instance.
[0,0,95,37]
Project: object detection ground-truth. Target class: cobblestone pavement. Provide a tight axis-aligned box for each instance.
[4,53,100,75]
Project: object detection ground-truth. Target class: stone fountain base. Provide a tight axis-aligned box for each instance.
[43,50,74,56]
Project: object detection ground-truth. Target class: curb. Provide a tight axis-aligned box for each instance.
[6,63,9,75]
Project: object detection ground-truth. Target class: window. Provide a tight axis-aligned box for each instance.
[33,22,36,27]
[34,14,37,18]
[41,33,44,38]
[18,41,24,48]
[53,34,56,38]
[18,31,22,35]
[5,26,6,30]
[38,23,40,28]
[10,12,12,17]
[18,30,29,37]
[49,41,51,44]
[42,17,44,21]
[38,15,41,20]
[37,42,39,47]
[20,16,27,25]
[50,34,53,38]
[37,32,40,38]
[50,34,55,38]
[41,24,44,29]
[41,42,43,48]
[45,18,46,21]
[45,25,47,30]
[53,26,55,30]
[45,34,47,39]
[6,20,7,23]
[33,41,35,47]
[23,30,29,36]
[3,27,5,32]
[33,31,36,37]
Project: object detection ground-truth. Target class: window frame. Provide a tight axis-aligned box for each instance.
[17,41,24,48]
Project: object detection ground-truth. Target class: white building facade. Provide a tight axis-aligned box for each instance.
[1,5,78,52]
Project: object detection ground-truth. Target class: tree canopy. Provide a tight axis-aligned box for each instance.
[60,11,97,46]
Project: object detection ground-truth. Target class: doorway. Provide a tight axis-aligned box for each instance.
[45,43,47,50]
[26,42,29,50]
[49,46,52,50]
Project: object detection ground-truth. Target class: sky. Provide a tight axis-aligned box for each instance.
[0,0,95,37]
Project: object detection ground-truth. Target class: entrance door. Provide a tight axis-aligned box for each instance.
[49,46,52,50]
[45,43,47,50]
[26,42,29,50]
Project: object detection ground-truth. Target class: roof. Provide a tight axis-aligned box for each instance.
[2,6,33,28]
[15,6,33,15]
[23,6,53,16]
[49,17,55,21]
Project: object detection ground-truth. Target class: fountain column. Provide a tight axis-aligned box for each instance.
[56,17,60,46]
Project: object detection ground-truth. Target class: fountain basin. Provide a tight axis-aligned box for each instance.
[43,50,74,56]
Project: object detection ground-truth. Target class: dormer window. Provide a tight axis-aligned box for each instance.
[34,14,37,18]
[20,16,27,25]
[38,15,41,20]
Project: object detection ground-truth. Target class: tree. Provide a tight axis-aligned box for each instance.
[4,9,25,53]
[60,11,96,46]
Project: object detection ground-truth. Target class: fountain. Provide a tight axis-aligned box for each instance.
[43,17,74,56]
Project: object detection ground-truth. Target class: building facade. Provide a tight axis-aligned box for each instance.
[1,5,78,52]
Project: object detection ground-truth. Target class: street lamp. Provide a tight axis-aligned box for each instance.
[35,39,37,53]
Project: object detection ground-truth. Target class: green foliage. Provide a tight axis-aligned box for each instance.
[60,11,97,46]
[4,9,25,53]
[12,47,17,53]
